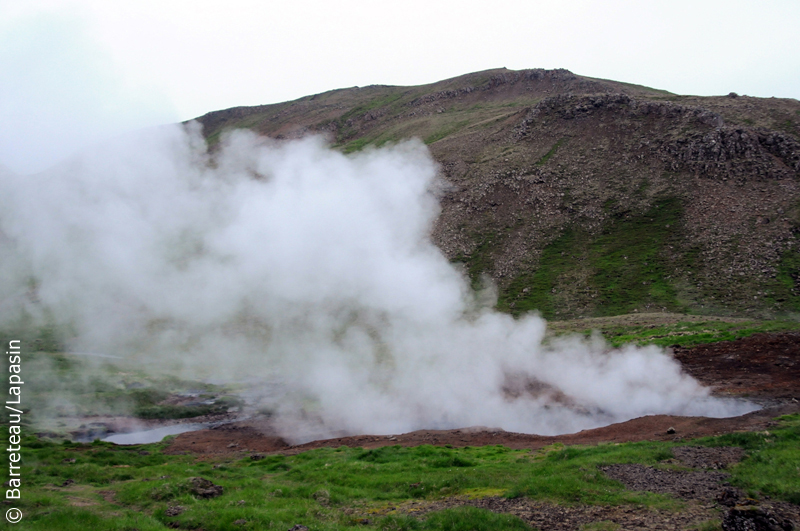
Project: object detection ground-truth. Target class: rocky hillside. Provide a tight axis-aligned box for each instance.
[193,68,800,319]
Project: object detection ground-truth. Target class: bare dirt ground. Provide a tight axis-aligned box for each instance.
[672,331,800,401]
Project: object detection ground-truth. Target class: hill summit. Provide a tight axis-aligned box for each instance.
[193,68,800,319]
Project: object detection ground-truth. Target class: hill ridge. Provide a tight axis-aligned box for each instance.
[191,68,800,319]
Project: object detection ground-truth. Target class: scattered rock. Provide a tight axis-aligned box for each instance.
[233,519,247,526]
[673,446,744,469]
[722,506,794,531]
[60,479,75,487]
[62,458,76,464]
[187,477,224,499]
[250,453,265,461]
[717,487,741,507]
[165,505,184,517]
[288,526,309,531]
[365,495,726,531]
[601,464,730,500]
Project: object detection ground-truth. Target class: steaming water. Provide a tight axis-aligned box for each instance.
[103,424,208,445]
[0,125,758,442]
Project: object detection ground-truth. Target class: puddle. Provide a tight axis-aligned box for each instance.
[103,423,208,445]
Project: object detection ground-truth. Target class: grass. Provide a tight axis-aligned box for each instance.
[551,318,800,348]
[452,231,499,290]
[586,198,684,315]
[767,244,800,312]
[497,227,582,317]
[693,414,800,504]
[423,120,471,145]
[381,507,531,530]
[13,414,800,530]
[340,137,372,154]
[535,138,566,165]
[337,92,407,125]
[498,198,690,319]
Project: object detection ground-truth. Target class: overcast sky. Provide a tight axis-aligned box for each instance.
[1,0,799,173]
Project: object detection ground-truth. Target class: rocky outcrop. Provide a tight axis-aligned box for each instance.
[513,93,797,182]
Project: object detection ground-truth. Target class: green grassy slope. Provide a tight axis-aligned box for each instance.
[12,414,800,530]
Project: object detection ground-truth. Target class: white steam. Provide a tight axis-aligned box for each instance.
[0,124,755,440]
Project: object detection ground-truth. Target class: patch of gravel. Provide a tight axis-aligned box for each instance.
[600,446,746,501]
[369,496,720,531]
[598,448,800,530]
[672,446,745,469]
[471,497,717,531]
[601,463,731,500]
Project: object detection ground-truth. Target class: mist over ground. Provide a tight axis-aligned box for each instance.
[0,125,757,441]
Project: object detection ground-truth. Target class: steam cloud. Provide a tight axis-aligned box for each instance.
[0,124,755,441]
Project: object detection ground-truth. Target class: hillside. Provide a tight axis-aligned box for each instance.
[193,68,800,319]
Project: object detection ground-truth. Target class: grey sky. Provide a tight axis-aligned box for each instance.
[1,0,798,173]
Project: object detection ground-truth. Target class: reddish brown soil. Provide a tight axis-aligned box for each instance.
[164,424,290,455]
[672,331,800,400]
[166,332,800,456]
